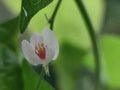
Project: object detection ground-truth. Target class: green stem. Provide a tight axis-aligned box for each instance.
[49,0,62,30]
[75,0,100,89]
[36,66,45,90]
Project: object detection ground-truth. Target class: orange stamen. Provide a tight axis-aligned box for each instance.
[35,43,46,60]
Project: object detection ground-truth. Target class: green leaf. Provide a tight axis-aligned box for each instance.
[0,45,23,90]
[20,0,53,33]
[84,35,120,88]
[22,59,54,90]
[101,35,120,88]
[0,17,19,52]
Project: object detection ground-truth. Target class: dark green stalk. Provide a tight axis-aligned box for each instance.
[75,0,100,89]
[49,0,62,30]
[36,66,45,90]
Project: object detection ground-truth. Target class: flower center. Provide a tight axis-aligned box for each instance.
[35,43,46,60]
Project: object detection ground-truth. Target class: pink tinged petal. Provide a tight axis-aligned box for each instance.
[42,28,59,60]
[30,33,43,47]
[22,40,44,65]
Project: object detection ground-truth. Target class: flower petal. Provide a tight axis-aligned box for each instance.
[30,33,43,47]
[42,28,59,60]
[43,47,54,66]
[22,40,44,65]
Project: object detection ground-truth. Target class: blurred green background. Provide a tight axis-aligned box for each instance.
[0,0,120,90]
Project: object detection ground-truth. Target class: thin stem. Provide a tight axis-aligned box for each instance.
[75,0,100,90]
[36,66,45,90]
[49,0,62,30]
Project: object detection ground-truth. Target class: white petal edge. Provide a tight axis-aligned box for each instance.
[30,33,43,48]
[42,28,59,60]
[22,40,44,65]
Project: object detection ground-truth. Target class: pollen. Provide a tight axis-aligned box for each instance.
[35,43,46,60]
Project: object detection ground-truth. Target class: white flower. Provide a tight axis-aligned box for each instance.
[21,28,59,66]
